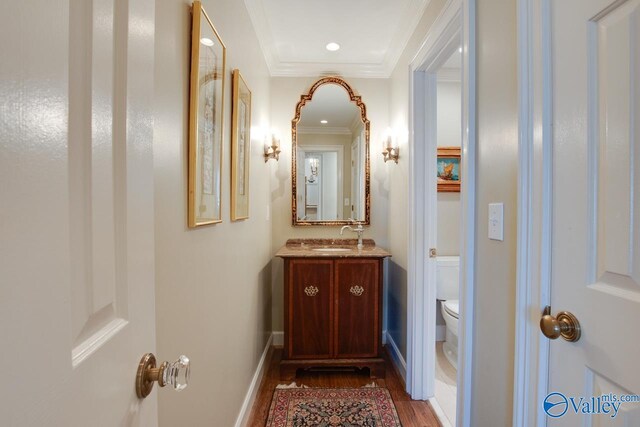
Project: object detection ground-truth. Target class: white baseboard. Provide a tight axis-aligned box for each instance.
[272,331,283,346]
[436,325,446,342]
[429,397,453,427]
[234,333,273,427]
[385,331,406,382]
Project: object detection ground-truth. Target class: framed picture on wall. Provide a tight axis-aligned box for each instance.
[437,147,461,192]
[230,69,251,221]
[188,1,226,228]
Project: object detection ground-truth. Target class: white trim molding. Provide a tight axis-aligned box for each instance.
[272,331,284,346]
[408,0,476,426]
[513,0,551,425]
[234,333,274,427]
[297,126,353,135]
[385,331,407,382]
[429,398,454,427]
[407,59,438,401]
[456,0,477,425]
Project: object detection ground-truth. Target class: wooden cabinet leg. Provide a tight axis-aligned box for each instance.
[279,363,298,381]
[369,361,386,379]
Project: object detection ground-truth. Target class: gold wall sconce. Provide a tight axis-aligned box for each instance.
[264,134,281,162]
[382,134,399,164]
[308,157,319,181]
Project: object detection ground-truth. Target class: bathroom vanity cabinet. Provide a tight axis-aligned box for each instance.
[276,239,391,380]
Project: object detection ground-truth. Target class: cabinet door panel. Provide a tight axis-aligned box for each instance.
[335,259,379,358]
[288,259,333,359]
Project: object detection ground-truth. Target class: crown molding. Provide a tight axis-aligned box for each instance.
[298,126,353,135]
[269,62,390,78]
[243,0,279,75]
[381,0,432,76]
[349,114,364,133]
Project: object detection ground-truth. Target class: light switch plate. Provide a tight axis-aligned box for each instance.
[488,203,504,241]
[344,198,350,206]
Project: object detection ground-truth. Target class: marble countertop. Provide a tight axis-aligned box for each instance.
[275,238,391,258]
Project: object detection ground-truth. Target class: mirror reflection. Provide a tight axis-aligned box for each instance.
[293,79,369,224]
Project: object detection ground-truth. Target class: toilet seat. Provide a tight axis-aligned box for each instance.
[442,299,459,319]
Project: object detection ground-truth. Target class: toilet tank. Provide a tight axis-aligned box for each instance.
[436,256,459,301]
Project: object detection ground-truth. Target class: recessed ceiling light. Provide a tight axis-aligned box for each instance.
[200,38,214,46]
[320,120,328,124]
[458,47,462,53]
[326,42,340,51]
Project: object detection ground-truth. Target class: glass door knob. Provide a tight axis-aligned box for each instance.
[136,353,191,398]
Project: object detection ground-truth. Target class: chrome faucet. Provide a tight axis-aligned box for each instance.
[340,224,365,250]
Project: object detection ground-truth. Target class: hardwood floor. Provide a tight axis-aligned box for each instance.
[246,346,442,427]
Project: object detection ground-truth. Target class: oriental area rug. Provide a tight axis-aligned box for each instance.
[265,384,402,427]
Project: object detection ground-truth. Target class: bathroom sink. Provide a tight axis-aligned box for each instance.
[311,247,352,253]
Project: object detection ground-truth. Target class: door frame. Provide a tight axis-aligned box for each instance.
[513,0,551,425]
[407,0,476,425]
[301,145,344,221]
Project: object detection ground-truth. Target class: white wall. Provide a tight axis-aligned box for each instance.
[437,80,461,257]
[153,0,273,425]
[436,81,462,147]
[269,77,390,333]
[471,0,518,424]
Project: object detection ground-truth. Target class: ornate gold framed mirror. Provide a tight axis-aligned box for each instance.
[292,77,370,226]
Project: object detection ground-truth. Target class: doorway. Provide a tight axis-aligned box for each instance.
[433,47,463,426]
[296,145,344,221]
[407,0,476,426]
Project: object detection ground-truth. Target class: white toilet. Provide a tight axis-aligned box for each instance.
[436,256,459,370]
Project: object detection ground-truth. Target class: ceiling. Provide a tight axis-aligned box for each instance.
[244,0,431,78]
[298,84,360,133]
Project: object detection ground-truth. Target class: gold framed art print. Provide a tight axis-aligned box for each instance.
[188,1,226,227]
[230,69,251,221]
[437,147,461,192]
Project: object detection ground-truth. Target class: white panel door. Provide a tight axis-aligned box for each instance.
[0,0,157,425]
[545,0,640,424]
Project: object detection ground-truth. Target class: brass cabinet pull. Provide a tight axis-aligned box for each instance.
[304,286,319,297]
[136,353,190,398]
[540,306,581,342]
[350,285,365,296]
